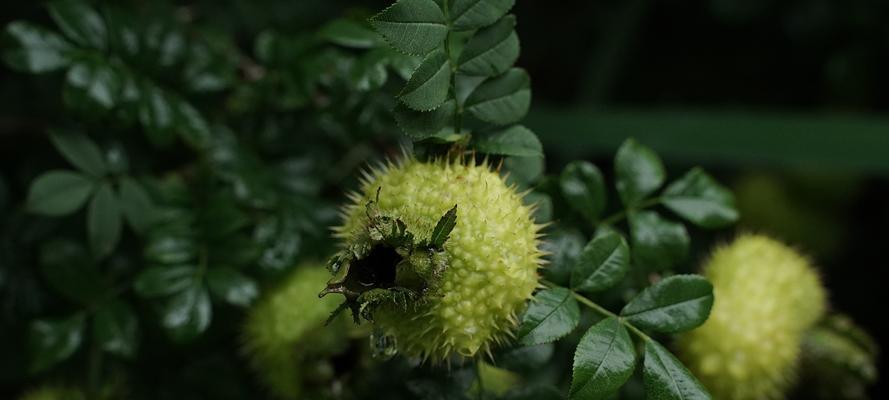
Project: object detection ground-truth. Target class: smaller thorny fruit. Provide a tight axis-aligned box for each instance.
[677,234,827,400]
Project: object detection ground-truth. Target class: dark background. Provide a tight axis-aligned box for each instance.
[2,0,887,398]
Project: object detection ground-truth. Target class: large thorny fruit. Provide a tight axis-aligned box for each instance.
[677,234,827,400]
[243,265,350,399]
[324,158,543,361]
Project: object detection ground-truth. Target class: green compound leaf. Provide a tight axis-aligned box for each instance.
[26,170,96,216]
[27,313,85,374]
[399,48,451,111]
[3,21,72,73]
[427,205,457,249]
[87,182,122,259]
[518,287,580,346]
[370,0,447,56]
[662,167,739,229]
[134,265,198,298]
[39,239,106,304]
[643,340,711,400]
[570,317,636,400]
[615,138,666,207]
[464,67,531,125]
[629,211,689,271]
[160,282,212,343]
[560,161,607,224]
[48,129,107,177]
[394,99,456,140]
[206,267,259,307]
[621,275,714,334]
[458,15,519,76]
[318,18,383,49]
[450,0,515,31]
[471,125,542,157]
[571,232,629,294]
[93,300,139,359]
[47,0,107,50]
[118,177,156,234]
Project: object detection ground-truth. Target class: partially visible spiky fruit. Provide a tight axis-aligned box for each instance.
[19,387,84,400]
[243,265,350,399]
[798,314,879,400]
[328,158,543,361]
[677,234,827,400]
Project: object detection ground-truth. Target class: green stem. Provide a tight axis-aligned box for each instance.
[541,280,652,342]
[441,0,463,136]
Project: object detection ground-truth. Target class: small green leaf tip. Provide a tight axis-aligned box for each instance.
[332,157,544,361]
[677,234,827,400]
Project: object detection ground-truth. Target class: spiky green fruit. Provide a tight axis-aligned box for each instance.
[326,158,543,361]
[19,387,84,400]
[243,265,350,399]
[677,234,827,400]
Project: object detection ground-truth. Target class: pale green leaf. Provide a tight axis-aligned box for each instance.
[399,48,451,111]
[464,67,531,125]
[370,0,447,55]
[458,15,519,76]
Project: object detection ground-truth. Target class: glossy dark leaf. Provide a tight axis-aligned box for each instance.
[27,314,85,374]
[48,129,107,177]
[629,211,689,271]
[621,275,714,333]
[560,161,607,223]
[615,138,665,207]
[503,154,544,188]
[662,167,738,229]
[26,170,95,216]
[206,268,258,307]
[458,15,519,76]
[450,0,515,31]
[47,0,107,50]
[464,68,531,125]
[399,48,451,111]
[39,239,105,304]
[350,48,389,92]
[571,232,629,294]
[134,265,198,298]
[370,0,447,56]
[64,59,123,110]
[118,177,156,233]
[161,282,212,343]
[88,182,122,259]
[518,287,580,346]
[471,125,542,157]
[145,233,196,265]
[93,300,139,358]
[643,340,711,400]
[254,214,301,274]
[541,229,585,287]
[394,99,456,140]
[570,317,636,400]
[3,21,72,73]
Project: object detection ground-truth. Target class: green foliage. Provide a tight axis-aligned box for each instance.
[5,0,851,399]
